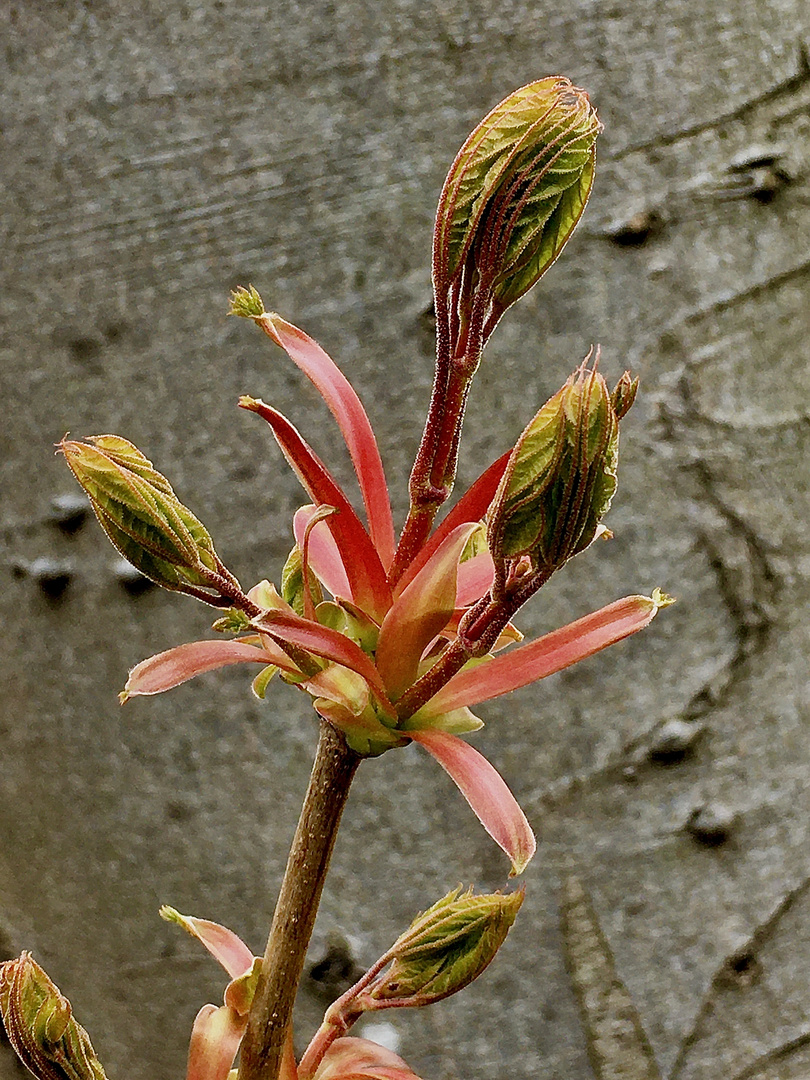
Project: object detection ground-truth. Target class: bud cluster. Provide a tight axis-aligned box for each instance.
[37,73,673,1080]
[394,78,602,576]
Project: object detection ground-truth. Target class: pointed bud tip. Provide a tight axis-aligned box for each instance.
[228,285,265,319]
[508,838,536,876]
[228,296,285,347]
[57,438,90,476]
[611,371,639,420]
[509,858,530,878]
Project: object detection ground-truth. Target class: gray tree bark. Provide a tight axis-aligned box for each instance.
[2,2,810,1078]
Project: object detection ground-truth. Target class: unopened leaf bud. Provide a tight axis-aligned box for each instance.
[60,435,243,607]
[0,953,107,1080]
[280,544,323,616]
[610,371,639,420]
[365,887,523,1007]
[211,609,253,634]
[434,78,601,350]
[487,357,619,573]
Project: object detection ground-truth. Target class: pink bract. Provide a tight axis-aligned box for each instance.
[122,317,668,876]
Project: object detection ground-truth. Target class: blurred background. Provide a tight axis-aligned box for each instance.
[2,2,810,1078]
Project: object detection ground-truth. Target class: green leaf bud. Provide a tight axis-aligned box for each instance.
[60,435,243,607]
[610,370,639,420]
[331,599,380,653]
[281,544,325,617]
[223,958,263,1017]
[211,609,253,634]
[0,953,108,1080]
[434,78,601,348]
[365,887,523,1007]
[487,357,621,573]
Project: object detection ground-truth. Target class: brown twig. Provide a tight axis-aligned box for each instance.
[237,721,361,1080]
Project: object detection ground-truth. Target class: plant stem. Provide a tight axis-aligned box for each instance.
[297,951,392,1079]
[395,568,551,719]
[391,282,492,585]
[238,720,361,1080]
[391,350,481,583]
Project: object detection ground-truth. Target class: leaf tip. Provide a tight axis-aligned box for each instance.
[508,835,537,877]
[228,285,265,319]
[651,587,676,610]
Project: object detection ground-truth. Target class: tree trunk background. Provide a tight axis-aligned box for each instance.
[2,3,810,1078]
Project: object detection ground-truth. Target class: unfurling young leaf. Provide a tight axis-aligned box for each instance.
[433,77,601,349]
[60,436,246,608]
[365,886,524,1007]
[487,357,630,575]
[0,953,108,1080]
[282,506,336,618]
[298,888,524,1078]
[281,543,324,617]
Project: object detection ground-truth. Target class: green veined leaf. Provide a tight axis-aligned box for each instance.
[367,887,524,1007]
[434,77,601,310]
[61,436,230,598]
[0,953,108,1080]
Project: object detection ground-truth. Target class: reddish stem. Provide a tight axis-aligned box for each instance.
[391,281,492,586]
[297,951,393,1079]
[395,567,551,719]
